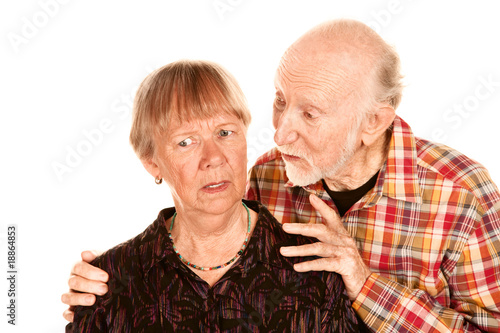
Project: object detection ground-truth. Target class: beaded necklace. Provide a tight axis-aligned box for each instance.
[168,202,251,271]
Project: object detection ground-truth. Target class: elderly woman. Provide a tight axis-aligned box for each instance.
[66,60,363,332]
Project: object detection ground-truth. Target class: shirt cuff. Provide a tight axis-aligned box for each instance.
[352,272,409,331]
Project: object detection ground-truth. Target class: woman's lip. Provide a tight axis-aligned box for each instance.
[204,180,229,187]
[201,181,230,193]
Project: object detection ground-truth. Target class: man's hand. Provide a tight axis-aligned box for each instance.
[280,194,372,301]
[61,250,109,322]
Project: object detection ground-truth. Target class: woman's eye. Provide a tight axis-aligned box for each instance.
[178,138,193,147]
[219,130,233,137]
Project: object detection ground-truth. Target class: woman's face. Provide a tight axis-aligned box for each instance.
[149,113,248,216]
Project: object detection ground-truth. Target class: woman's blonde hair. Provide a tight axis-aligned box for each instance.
[130,60,251,160]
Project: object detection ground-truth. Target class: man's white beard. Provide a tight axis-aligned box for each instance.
[282,156,323,186]
[278,129,358,187]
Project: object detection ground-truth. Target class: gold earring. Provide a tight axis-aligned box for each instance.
[155,176,162,185]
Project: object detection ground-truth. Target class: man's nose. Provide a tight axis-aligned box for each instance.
[274,111,298,146]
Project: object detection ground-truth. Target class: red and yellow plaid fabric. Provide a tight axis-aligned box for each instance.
[246,116,500,332]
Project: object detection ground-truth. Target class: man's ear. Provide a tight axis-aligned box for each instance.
[140,158,160,179]
[361,103,395,146]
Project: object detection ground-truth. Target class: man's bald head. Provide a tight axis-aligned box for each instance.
[280,19,404,112]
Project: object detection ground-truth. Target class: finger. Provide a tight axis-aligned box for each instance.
[71,260,109,283]
[309,194,348,234]
[68,275,109,295]
[280,242,338,257]
[292,257,338,272]
[282,223,329,239]
[282,223,349,246]
[61,291,96,307]
[62,308,75,323]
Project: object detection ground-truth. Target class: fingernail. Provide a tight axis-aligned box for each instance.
[280,247,290,255]
[99,285,108,294]
[294,263,304,272]
[309,194,319,202]
[85,295,94,304]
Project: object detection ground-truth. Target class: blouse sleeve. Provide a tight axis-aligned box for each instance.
[66,299,108,333]
[321,272,366,332]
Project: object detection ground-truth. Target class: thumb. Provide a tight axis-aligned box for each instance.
[309,194,345,231]
[81,250,101,263]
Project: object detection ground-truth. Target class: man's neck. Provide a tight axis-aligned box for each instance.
[324,132,390,191]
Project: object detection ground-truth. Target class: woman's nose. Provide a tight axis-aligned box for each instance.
[201,139,224,169]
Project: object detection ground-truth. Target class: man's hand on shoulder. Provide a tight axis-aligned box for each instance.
[61,250,109,322]
[280,194,372,301]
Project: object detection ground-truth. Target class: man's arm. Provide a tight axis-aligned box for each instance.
[281,194,500,332]
[61,251,109,322]
[351,197,500,332]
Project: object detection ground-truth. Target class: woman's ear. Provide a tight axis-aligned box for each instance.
[361,103,395,147]
[141,158,160,179]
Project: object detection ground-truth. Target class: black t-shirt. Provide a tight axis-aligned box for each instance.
[322,172,379,217]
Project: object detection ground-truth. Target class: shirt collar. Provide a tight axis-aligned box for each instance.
[282,115,422,205]
[379,116,422,204]
[234,200,312,278]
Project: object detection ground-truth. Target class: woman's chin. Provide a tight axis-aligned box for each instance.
[195,196,243,216]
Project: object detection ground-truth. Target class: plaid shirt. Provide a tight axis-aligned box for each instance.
[246,116,500,332]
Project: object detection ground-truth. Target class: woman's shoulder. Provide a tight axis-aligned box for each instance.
[244,200,349,307]
[91,207,176,281]
[245,199,325,269]
[245,199,317,247]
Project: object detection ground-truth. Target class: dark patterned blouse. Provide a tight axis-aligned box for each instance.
[67,200,364,332]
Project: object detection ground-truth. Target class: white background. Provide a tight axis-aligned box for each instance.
[1,1,499,331]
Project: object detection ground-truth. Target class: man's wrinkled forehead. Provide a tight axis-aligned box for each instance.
[274,45,361,104]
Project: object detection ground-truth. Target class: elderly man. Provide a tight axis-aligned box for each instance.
[62,19,500,332]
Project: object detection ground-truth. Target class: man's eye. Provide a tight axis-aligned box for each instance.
[219,130,233,137]
[275,96,285,105]
[178,138,193,147]
[304,111,319,120]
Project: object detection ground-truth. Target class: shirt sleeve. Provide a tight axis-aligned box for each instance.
[66,255,110,332]
[352,204,500,332]
[66,301,108,333]
[65,253,119,333]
